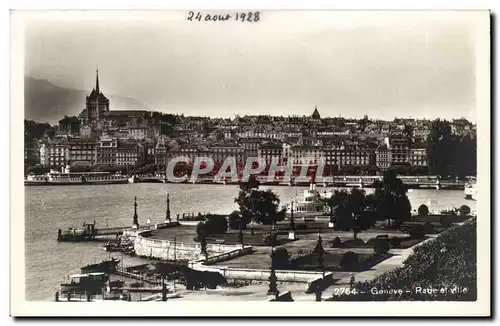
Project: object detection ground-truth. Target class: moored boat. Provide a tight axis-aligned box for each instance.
[285,182,331,217]
[25,165,129,186]
[81,258,120,274]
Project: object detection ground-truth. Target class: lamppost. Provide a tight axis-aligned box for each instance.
[267,237,279,298]
[133,196,139,228]
[250,195,256,235]
[173,235,177,291]
[352,213,358,240]
[166,193,171,223]
[290,200,295,232]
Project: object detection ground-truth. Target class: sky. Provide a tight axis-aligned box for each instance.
[23,10,483,121]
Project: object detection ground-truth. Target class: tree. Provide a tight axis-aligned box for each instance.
[205,215,228,234]
[200,233,208,258]
[426,119,476,178]
[372,170,412,227]
[235,176,284,226]
[427,119,453,177]
[228,210,244,230]
[340,251,359,270]
[196,221,206,237]
[403,123,414,161]
[272,247,290,269]
[459,205,471,217]
[326,188,369,231]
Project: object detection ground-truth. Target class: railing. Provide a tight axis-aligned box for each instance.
[194,263,330,283]
[203,246,253,265]
[113,267,161,285]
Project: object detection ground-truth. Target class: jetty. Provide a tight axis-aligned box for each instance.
[56,194,179,242]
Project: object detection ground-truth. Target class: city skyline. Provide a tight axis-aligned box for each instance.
[25,11,479,122]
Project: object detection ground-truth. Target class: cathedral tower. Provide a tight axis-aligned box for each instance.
[82,69,110,122]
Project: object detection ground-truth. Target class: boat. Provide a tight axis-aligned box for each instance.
[103,241,134,254]
[285,182,331,217]
[55,272,129,302]
[81,258,120,274]
[56,272,109,302]
[57,221,97,242]
[25,165,129,186]
[464,177,477,200]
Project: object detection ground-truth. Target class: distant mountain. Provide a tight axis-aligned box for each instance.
[24,76,148,124]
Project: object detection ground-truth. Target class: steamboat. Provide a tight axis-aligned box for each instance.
[286,182,332,217]
[25,165,129,186]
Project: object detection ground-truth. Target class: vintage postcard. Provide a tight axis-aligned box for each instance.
[10,10,490,317]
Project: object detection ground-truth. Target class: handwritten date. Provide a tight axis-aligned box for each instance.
[187,11,260,23]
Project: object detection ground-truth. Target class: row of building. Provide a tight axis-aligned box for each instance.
[40,135,148,168]
[159,136,428,172]
[31,69,471,173]
[39,133,427,172]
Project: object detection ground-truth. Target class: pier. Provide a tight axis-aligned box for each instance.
[150,175,467,189]
[56,194,181,242]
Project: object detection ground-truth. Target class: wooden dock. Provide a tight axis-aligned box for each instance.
[112,269,161,285]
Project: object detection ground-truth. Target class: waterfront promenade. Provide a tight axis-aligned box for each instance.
[129,174,467,190]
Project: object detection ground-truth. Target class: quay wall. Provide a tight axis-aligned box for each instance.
[133,231,250,261]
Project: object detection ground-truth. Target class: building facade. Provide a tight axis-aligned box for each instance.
[40,142,69,168]
[68,139,97,166]
[410,147,428,167]
[96,135,118,165]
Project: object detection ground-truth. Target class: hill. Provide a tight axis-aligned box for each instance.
[24,76,148,124]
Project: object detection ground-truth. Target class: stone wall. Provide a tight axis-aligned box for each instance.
[133,232,248,261]
[194,263,331,283]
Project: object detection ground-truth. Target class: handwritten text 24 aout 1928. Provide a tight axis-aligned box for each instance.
[187,11,260,23]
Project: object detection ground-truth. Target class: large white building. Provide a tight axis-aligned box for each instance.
[39,142,69,167]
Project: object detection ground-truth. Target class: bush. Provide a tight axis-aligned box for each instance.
[409,224,426,239]
[196,222,206,237]
[440,215,453,228]
[205,215,228,234]
[418,204,429,216]
[343,239,365,247]
[423,222,435,234]
[263,232,278,246]
[340,251,359,270]
[272,247,290,269]
[330,237,343,248]
[357,210,377,230]
[459,205,471,217]
[374,240,390,255]
[228,211,244,230]
[365,238,379,247]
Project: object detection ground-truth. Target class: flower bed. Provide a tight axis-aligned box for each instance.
[288,252,393,272]
[329,236,427,250]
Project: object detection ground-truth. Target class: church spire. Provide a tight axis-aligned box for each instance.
[95,67,100,94]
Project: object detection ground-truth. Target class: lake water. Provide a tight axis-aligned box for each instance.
[24,183,475,301]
